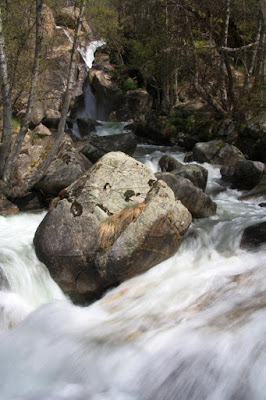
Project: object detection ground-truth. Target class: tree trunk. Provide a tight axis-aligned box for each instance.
[0,7,12,179]
[3,0,43,184]
[10,0,86,198]
[219,0,231,111]
[242,14,263,94]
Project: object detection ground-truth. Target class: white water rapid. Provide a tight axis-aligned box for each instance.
[0,146,265,400]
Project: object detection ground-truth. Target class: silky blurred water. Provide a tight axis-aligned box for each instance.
[0,149,265,400]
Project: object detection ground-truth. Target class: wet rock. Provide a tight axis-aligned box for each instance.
[221,160,265,190]
[240,221,266,250]
[159,155,183,172]
[0,194,19,216]
[34,152,192,303]
[80,132,137,163]
[184,152,193,163]
[76,118,101,137]
[238,172,266,200]
[156,172,216,218]
[192,140,246,167]
[172,164,208,191]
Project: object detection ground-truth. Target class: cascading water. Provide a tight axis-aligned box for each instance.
[73,39,105,121]
[56,25,105,123]
[0,145,265,400]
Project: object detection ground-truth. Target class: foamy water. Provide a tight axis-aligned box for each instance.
[0,150,265,400]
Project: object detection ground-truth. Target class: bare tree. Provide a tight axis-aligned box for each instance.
[3,0,43,184]
[0,0,86,198]
[10,0,86,197]
[0,6,13,178]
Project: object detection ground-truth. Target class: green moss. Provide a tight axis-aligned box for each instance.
[123,78,137,91]
[12,118,21,130]
[0,118,20,131]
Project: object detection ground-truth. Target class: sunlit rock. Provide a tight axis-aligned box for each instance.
[34,152,192,303]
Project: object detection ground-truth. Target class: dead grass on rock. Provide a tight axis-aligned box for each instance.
[98,201,146,249]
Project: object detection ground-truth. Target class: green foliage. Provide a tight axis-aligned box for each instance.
[122,79,137,91]
[12,118,21,131]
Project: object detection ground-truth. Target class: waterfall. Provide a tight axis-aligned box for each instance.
[56,26,105,121]
[0,145,266,400]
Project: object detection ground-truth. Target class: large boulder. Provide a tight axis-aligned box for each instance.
[34,152,192,303]
[79,132,138,163]
[192,140,246,167]
[156,172,216,219]
[35,136,92,196]
[221,160,265,190]
[240,222,266,250]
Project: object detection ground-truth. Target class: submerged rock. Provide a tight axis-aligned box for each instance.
[156,172,216,219]
[34,152,192,303]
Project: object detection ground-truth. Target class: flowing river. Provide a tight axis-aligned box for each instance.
[0,139,265,400]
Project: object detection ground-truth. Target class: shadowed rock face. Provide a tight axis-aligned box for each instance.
[156,172,216,219]
[79,132,138,163]
[159,155,208,191]
[35,136,92,196]
[221,160,265,190]
[240,222,266,250]
[34,152,192,303]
